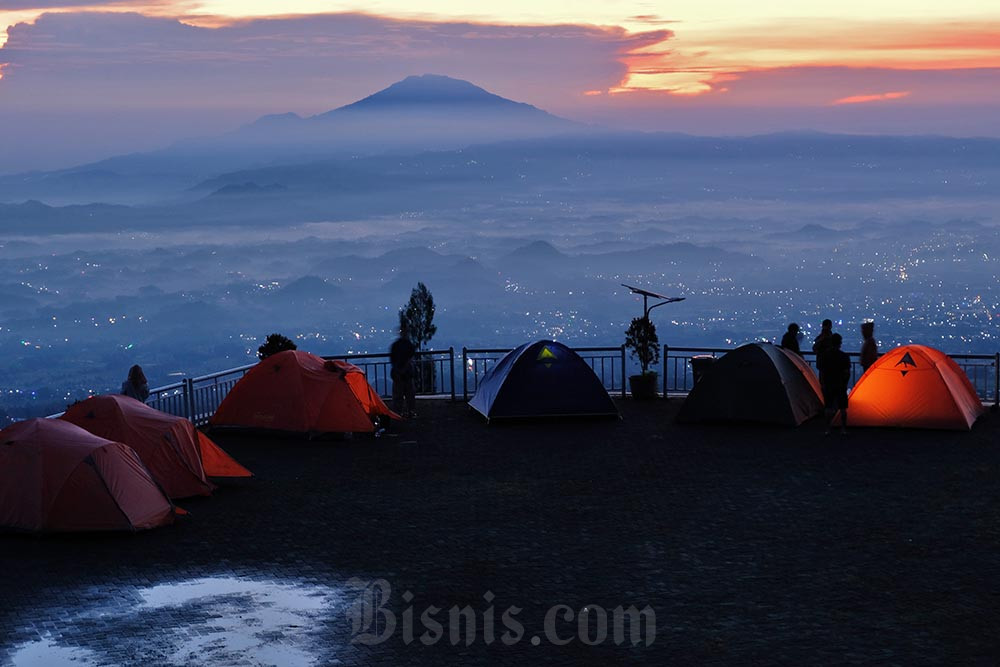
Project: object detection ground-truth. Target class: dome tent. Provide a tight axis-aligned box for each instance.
[0,419,175,533]
[847,345,984,430]
[61,394,251,499]
[210,350,399,434]
[469,340,619,421]
[677,342,824,426]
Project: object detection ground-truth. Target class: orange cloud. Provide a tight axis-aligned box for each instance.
[608,19,1000,97]
[831,90,911,105]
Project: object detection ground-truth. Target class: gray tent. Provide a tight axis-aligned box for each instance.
[677,343,824,426]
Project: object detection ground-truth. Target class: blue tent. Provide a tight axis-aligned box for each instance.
[469,340,620,420]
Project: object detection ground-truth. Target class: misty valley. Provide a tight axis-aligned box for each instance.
[2,76,999,422]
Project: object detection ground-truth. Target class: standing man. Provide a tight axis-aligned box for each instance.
[390,331,417,418]
[812,318,835,382]
[812,319,834,358]
[822,333,851,435]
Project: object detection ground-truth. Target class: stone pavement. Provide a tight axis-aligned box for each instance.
[2,399,1000,665]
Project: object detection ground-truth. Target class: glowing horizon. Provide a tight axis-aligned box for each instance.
[2,1,999,98]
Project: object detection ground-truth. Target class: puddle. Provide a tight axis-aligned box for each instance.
[6,638,100,666]
[4,575,344,667]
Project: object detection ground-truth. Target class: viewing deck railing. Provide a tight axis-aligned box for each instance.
[117,343,1000,426]
[147,349,455,426]
[663,346,1000,405]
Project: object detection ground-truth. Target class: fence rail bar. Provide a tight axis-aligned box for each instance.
[53,343,1000,423]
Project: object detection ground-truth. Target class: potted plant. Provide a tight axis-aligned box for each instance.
[625,316,660,399]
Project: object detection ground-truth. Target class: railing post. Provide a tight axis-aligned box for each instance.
[184,377,195,422]
[663,344,668,397]
[449,347,456,401]
[993,352,1000,410]
[620,345,627,399]
[462,347,468,401]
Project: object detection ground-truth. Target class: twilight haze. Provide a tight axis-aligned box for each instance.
[1,1,999,171]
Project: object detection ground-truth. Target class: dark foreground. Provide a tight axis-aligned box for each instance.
[2,399,1000,665]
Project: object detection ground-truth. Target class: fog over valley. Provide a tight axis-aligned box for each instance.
[2,75,999,421]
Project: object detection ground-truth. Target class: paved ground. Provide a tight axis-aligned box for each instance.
[2,399,1000,665]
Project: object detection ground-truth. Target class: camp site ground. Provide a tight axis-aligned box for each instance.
[3,341,1000,664]
[3,397,1000,663]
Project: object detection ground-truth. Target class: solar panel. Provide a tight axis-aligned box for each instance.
[621,284,685,303]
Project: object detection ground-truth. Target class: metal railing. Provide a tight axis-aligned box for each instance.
[663,345,1000,407]
[53,343,1000,425]
[462,346,628,401]
[146,348,456,426]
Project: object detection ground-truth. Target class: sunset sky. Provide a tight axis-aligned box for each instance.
[1,1,998,171]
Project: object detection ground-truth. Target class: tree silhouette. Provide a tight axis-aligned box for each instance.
[399,282,437,350]
[257,333,297,360]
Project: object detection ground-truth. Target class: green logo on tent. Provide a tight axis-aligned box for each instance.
[537,346,558,364]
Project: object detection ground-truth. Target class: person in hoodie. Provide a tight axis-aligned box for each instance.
[860,321,878,371]
[121,364,150,402]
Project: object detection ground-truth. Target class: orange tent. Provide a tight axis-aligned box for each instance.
[0,419,175,533]
[847,345,985,430]
[325,358,400,422]
[61,395,251,499]
[209,350,399,434]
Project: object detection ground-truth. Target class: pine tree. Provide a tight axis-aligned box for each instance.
[398,282,437,350]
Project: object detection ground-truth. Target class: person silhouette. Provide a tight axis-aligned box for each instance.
[389,332,417,418]
[860,321,878,371]
[780,323,802,356]
[812,319,834,357]
[812,318,834,378]
[821,333,850,435]
[121,365,149,402]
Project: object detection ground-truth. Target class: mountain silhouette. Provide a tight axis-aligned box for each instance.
[227,74,580,155]
[321,74,558,117]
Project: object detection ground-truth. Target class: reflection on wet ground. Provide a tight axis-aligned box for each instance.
[5,576,343,667]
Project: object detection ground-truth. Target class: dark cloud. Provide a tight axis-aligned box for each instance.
[0,10,666,170]
[0,11,658,112]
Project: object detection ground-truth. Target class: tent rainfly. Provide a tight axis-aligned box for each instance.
[677,342,824,426]
[210,350,399,434]
[469,340,619,421]
[61,394,251,499]
[0,419,175,533]
[847,345,985,430]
